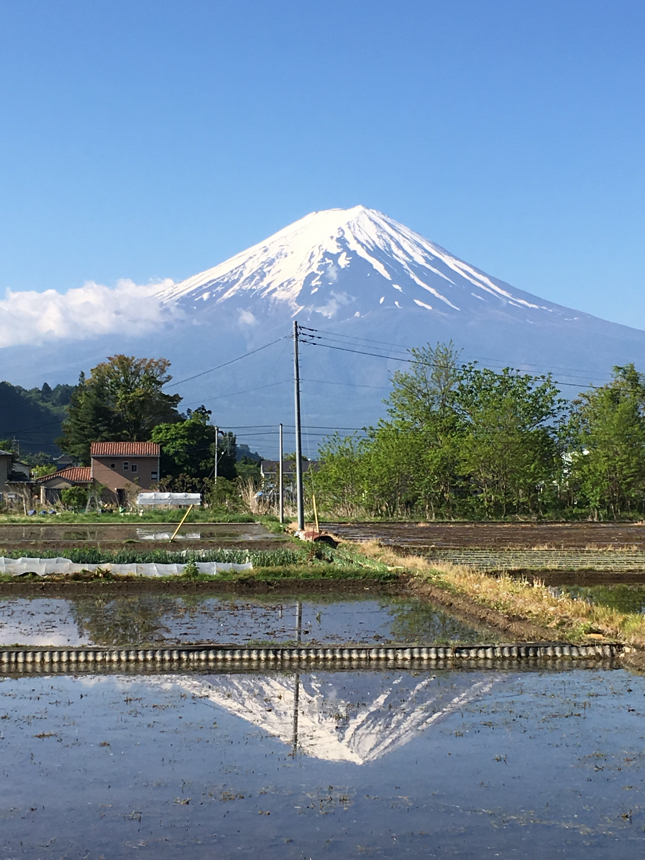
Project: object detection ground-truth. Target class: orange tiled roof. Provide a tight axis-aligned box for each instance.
[90,441,160,457]
[36,466,92,484]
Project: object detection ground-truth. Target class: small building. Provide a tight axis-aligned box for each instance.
[260,460,317,483]
[90,441,161,505]
[260,459,318,504]
[0,450,13,499]
[36,466,92,506]
[0,450,36,505]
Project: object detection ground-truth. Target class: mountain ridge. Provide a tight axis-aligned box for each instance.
[1,206,645,442]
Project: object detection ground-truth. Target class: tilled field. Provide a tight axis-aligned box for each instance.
[327,521,645,550]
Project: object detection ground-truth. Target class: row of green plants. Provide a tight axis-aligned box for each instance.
[0,546,305,566]
[308,343,645,521]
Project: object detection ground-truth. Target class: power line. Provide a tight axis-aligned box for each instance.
[300,325,616,382]
[300,332,602,391]
[302,377,391,391]
[164,336,287,389]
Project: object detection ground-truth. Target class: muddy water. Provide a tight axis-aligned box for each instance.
[0,521,286,550]
[0,667,642,858]
[0,594,500,647]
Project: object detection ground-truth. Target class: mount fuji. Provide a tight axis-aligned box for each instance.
[3,205,645,450]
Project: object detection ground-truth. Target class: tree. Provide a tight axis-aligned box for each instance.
[32,463,57,478]
[151,408,237,491]
[58,356,182,464]
[381,342,463,517]
[60,486,89,510]
[566,364,645,518]
[456,366,565,516]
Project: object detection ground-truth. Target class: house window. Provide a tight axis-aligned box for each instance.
[123,462,129,471]
[131,464,138,473]
[151,471,158,481]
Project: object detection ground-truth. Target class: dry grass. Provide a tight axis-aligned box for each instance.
[354,540,645,646]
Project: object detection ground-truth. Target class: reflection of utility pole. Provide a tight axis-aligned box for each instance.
[293,321,304,530]
[279,423,284,524]
[291,600,302,755]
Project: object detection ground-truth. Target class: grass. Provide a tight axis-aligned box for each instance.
[356,540,645,647]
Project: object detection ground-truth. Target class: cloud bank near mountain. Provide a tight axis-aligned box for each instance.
[0,278,177,347]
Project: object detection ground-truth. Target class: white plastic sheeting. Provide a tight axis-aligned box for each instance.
[0,557,252,578]
[136,493,201,507]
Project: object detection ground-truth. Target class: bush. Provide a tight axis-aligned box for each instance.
[60,486,89,511]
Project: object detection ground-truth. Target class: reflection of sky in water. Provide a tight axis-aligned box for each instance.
[0,595,499,647]
[1,669,644,858]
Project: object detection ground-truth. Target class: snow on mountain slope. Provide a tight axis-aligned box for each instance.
[157,205,582,326]
[2,205,645,437]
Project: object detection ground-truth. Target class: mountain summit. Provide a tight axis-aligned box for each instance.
[2,206,645,433]
[157,205,578,328]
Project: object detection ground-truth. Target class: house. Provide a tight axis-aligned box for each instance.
[0,449,14,500]
[260,459,318,503]
[260,460,317,483]
[0,450,36,505]
[36,466,92,505]
[90,441,160,505]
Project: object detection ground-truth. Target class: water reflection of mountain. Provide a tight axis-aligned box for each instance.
[169,672,498,764]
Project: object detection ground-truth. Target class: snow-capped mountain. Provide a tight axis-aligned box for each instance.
[3,205,645,443]
[157,205,580,327]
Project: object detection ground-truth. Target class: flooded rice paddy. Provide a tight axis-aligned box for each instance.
[557,584,645,615]
[0,594,499,648]
[1,667,644,858]
[0,522,286,551]
[1,564,643,856]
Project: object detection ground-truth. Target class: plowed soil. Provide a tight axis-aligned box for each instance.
[326,521,645,550]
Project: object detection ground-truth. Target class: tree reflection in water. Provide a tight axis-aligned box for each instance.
[69,596,174,646]
[384,599,496,644]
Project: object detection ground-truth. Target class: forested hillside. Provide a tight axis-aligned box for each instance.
[0,381,74,458]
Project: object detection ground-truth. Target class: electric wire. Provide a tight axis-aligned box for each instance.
[299,333,603,391]
[164,336,287,389]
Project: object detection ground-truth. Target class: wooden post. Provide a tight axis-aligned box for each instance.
[279,423,284,524]
[214,425,219,486]
[312,494,319,533]
[170,504,193,541]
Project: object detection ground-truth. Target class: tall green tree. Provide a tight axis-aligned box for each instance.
[151,408,237,491]
[58,356,182,464]
[566,364,645,518]
[456,366,565,516]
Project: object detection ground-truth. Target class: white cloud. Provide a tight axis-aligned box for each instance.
[313,290,354,319]
[0,278,177,347]
[238,308,258,327]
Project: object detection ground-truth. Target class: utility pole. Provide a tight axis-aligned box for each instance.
[279,422,284,524]
[214,425,219,485]
[293,320,305,530]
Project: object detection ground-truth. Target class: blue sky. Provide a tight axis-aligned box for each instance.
[1,0,644,328]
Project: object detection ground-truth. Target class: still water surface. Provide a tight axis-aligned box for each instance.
[0,667,642,858]
[558,584,645,615]
[0,594,500,647]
